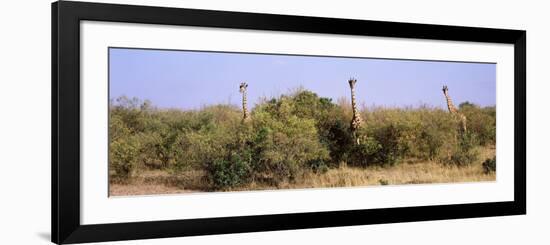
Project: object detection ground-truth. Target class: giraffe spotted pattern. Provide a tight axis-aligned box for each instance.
[239,82,250,122]
[442,85,467,133]
[349,78,364,144]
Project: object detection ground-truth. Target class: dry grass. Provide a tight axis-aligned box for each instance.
[238,146,495,191]
[110,146,496,196]
[109,183,194,196]
[109,169,207,196]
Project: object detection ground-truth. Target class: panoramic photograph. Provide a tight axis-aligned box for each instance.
[108,47,497,196]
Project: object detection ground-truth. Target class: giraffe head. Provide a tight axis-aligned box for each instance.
[348,78,357,88]
[239,82,248,93]
[442,85,449,95]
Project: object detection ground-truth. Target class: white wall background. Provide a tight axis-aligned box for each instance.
[0,0,547,244]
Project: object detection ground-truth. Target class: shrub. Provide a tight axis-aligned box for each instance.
[260,90,349,166]
[138,130,187,169]
[169,105,244,172]
[109,135,142,179]
[347,137,382,167]
[251,95,330,183]
[446,150,478,166]
[109,114,132,142]
[368,123,410,166]
[199,120,255,190]
[412,110,457,161]
[415,128,445,160]
[441,132,479,166]
[110,96,150,132]
[251,117,330,182]
[482,156,496,174]
[308,158,329,174]
[206,150,253,189]
[289,89,335,120]
[460,103,496,145]
[177,126,237,171]
[319,108,354,165]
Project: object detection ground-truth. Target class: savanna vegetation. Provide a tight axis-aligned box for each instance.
[109,90,496,196]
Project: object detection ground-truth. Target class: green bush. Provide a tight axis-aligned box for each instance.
[319,108,354,165]
[109,135,142,178]
[259,90,349,167]
[368,123,410,166]
[364,107,459,163]
[482,156,496,174]
[206,150,253,189]
[460,102,496,145]
[347,137,382,167]
[251,97,330,183]
[412,110,456,160]
[441,132,479,166]
[308,158,329,174]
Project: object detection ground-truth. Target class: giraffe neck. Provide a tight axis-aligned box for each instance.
[444,93,458,114]
[443,90,467,133]
[351,88,359,118]
[350,86,362,128]
[241,90,249,120]
[349,84,363,145]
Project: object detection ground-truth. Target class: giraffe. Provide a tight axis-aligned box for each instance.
[239,82,250,122]
[442,85,467,133]
[349,78,364,145]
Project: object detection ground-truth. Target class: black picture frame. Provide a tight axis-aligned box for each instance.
[52,1,526,244]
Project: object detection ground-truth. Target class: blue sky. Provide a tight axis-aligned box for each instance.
[109,48,496,110]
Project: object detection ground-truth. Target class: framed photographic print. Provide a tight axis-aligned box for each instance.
[52,1,526,244]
